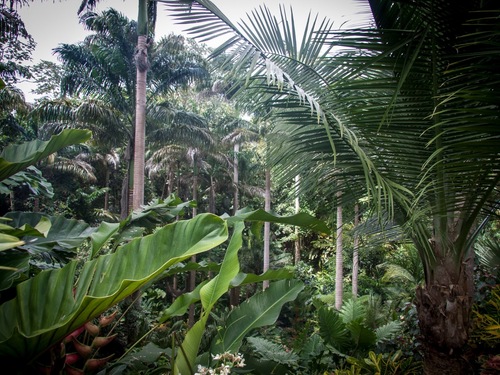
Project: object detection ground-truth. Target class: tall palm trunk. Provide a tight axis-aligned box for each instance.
[352,203,359,298]
[125,0,149,346]
[263,168,271,290]
[334,191,343,310]
[188,161,198,326]
[209,175,215,213]
[294,174,301,265]
[229,142,240,305]
[104,167,110,211]
[132,0,148,211]
[232,142,239,213]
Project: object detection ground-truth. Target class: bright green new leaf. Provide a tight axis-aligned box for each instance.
[0,234,24,252]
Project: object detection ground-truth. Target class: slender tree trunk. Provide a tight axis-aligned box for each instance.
[352,203,359,298]
[209,175,215,214]
[33,197,39,212]
[168,167,174,196]
[104,167,110,211]
[230,143,240,305]
[233,143,239,214]
[334,191,343,310]
[125,0,149,346]
[121,141,133,219]
[294,174,301,265]
[188,163,198,326]
[416,251,474,375]
[9,191,14,211]
[263,168,271,290]
[132,0,148,211]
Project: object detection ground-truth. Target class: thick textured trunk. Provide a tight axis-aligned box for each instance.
[416,256,474,374]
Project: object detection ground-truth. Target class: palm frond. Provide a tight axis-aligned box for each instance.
[45,157,97,182]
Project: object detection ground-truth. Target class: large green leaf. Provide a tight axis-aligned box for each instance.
[212,279,304,354]
[0,250,29,291]
[0,213,227,360]
[0,166,54,198]
[5,212,94,254]
[0,129,91,182]
[172,208,323,374]
[227,208,329,234]
[174,221,245,375]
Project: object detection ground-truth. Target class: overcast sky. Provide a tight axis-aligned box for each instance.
[17,0,372,100]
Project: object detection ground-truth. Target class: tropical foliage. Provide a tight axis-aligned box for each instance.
[162,0,499,373]
[0,0,498,374]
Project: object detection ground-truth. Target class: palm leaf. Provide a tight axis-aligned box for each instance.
[162,0,412,219]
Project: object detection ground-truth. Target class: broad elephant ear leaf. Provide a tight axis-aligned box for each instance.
[0,129,91,181]
[0,213,228,360]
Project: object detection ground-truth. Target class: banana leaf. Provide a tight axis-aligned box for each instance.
[0,129,91,182]
[0,213,228,361]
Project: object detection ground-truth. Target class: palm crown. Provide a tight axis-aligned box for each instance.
[162,0,499,373]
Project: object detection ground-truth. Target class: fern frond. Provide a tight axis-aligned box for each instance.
[375,321,402,344]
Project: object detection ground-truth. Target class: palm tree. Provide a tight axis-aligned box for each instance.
[76,0,151,210]
[352,203,360,298]
[77,1,208,214]
[164,1,500,373]
[335,190,343,310]
[49,8,208,216]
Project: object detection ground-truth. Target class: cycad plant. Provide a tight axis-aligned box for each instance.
[162,1,500,373]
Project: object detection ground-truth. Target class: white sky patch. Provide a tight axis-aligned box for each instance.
[16,0,372,101]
